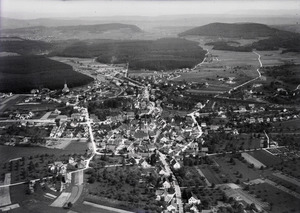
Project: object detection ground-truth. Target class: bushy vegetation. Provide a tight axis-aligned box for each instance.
[206,41,252,52]
[263,64,300,86]
[0,56,93,93]
[51,38,206,71]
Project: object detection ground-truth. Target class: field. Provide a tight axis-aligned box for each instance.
[248,150,282,167]
[247,183,300,213]
[174,42,260,90]
[0,56,94,93]
[0,145,86,163]
[257,50,300,66]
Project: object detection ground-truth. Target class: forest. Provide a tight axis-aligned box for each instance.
[0,56,94,93]
[50,38,206,71]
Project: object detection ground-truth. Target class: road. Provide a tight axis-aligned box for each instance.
[158,152,183,213]
[228,51,262,94]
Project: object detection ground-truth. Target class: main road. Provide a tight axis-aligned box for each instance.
[228,51,262,94]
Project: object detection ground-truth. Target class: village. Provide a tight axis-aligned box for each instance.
[0,57,300,213]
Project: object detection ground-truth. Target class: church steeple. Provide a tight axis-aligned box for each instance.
[62,81,69,93]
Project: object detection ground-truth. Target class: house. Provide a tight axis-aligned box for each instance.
[210,125,219,131]
[200,123,207,128]
[201,147,209,153]
[138,159,152,169]
[163,180,171,189]
[233,129,239,135]
[190,205,200,213]
[167,200,177,212]
[170,159,181,170]
[249,117,256,124]
[188,193,201,205]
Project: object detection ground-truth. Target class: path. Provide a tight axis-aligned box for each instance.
[196,168,211,187]
[0,173,12,207]
[273,172,300,188]
[227,51,262,94]
[83,201,134,213]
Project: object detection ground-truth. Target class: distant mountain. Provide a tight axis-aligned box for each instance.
[178,22,284,38]
[1,23,143,41]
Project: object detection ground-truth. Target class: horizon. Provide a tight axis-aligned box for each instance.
[1,0,300,20]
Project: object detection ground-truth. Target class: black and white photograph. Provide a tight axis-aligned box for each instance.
[0,0,300,212]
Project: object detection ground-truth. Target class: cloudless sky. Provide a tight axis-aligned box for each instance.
[1,0,300,19]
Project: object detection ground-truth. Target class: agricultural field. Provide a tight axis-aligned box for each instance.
[212,155,266,183]
[175,42,261,91]
[257,50,300,66]
[197,165,223,185]
[0,145,86,163]
[269,173,300,194]
[246,183,300,213]
[248,150,282,167]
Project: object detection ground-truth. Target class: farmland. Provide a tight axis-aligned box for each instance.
[0,145,86,163]
[248,150,282,167]
[174,39,261,92]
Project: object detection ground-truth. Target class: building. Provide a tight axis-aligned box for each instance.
[62,82,70,93]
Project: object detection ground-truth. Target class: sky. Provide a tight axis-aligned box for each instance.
[1,0,300,19]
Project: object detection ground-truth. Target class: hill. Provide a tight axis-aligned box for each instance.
[2,23,143,41]
[179,22,284,38]
[0,37,52,55]
[51,38,206,71]
[180,23,300,52]
[0,56,93,93]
